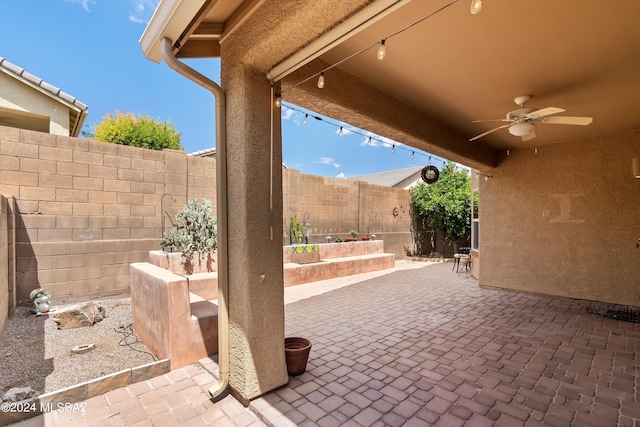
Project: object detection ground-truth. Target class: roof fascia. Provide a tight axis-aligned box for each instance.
[139,0,207,63]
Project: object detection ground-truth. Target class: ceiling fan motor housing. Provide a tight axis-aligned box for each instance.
[506,107,535,120]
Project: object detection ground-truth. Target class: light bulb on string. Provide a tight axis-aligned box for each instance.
[317,72,325,88]
[411,151,415,160]
[367,137,372,146]
[391,145,395,154]
[274,94,281,108]
[303,114,308,125]
[470,0,482,14]
[377,40,386,60]
[339,127,344,136]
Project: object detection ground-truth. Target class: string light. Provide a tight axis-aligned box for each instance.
[470,0,482,14]
[274,94,281,107]
[281,103,492,179]
[377,39,386,60]
[339,126,344,136]
[276,0,464,94]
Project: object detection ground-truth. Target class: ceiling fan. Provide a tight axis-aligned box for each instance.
[469,95,593,142]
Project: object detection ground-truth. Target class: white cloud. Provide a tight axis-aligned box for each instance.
[282,109,295,121]
[65,0,94,12]
[129,0,160,24]
[314,157,341,169]
[336,172,347,179]
[358,130,400,148]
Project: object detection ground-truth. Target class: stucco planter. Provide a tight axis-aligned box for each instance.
[149,250,217,275]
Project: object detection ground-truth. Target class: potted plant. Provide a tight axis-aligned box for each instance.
[284,336,312,376]
[345,230,358,242]
[159,198,217,274]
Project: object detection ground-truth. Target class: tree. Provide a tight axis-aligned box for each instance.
[410,161,471,246]
[90,110,183,151]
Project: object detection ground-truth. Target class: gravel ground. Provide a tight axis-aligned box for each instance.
[0,298,156,398]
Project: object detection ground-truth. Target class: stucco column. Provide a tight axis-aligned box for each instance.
[220,56,288,401]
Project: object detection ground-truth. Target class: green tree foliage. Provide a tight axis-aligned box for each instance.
[411,161,471,242]
[92,110,183,150]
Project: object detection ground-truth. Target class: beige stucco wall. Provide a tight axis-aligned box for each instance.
[283,169,412,257]
[479,128,640,306]
[0,195,8,338]
[0,73,69,136]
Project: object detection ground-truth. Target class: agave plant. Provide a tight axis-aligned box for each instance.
[160,198,217,263]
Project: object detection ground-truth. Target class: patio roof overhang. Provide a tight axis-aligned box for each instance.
[141,0,640,174]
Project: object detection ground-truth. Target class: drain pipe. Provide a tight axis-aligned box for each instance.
[160,37,229,399]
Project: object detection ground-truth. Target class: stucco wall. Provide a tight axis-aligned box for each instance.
[283,169,412,257]
[0,195,8,338]
[479,129,640,306]
[0,73,69,136]
[0,125,216,302]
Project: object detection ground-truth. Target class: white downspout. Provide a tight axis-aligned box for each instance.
[160,37,229,399]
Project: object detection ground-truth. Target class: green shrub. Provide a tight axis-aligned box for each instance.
[92,110,183,150]
[160,198,217,263]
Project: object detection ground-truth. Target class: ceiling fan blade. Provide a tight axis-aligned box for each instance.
[521,130,536,141]
[530,107,565,117]
[469,124,512,141]
[544,116,593,125]
[472,119,510,123]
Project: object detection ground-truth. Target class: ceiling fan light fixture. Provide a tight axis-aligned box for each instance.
[509,122,535,137]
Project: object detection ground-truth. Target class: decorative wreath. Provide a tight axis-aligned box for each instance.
[421,165,440,184]
[392,207,399,217]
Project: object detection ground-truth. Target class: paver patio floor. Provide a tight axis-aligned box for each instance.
[11,261,639,426]
[253,262,640,427]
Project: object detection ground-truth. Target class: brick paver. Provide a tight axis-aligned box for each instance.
[11,363,265,427]
[10,261,640,426]
[252,261,640,426]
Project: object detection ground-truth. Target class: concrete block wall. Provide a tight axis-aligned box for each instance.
[0,125,412,303]
[283,169,412,257]
[0,125,215,303]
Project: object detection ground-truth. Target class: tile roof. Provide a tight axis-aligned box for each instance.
[349,166,424,187]
[188,147,216,156]
[0,56,88,113]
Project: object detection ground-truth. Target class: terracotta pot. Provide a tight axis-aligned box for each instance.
[284,337,312,376]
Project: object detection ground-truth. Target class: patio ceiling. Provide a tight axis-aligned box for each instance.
[145,0,640,172]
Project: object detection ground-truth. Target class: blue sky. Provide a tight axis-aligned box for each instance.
[0,0,446,179]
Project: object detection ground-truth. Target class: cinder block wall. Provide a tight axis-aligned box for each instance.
[283,169,412,257]
[0,126,215,303]
[0,125,413,304]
